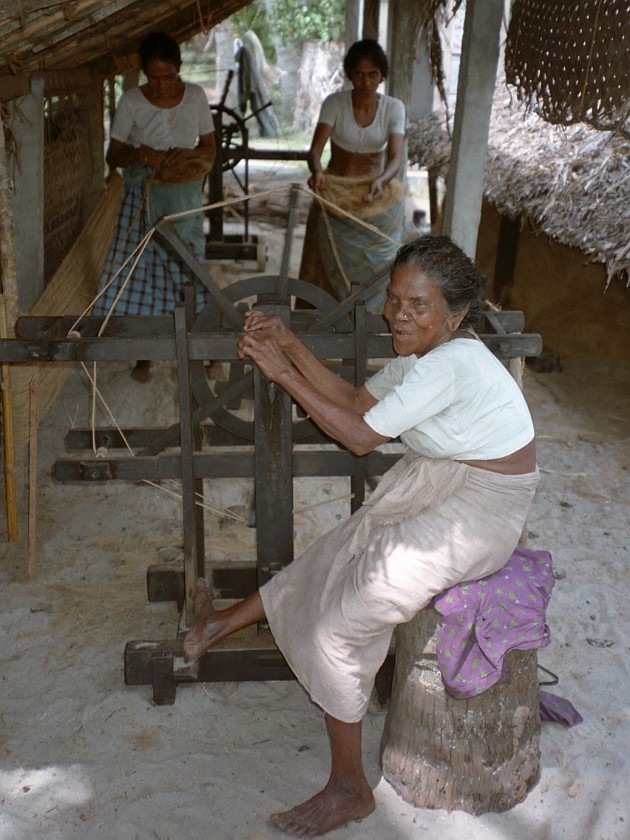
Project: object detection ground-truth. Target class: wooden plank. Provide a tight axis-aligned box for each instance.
[482,310,525,332]
[0,330,540,363]
[16,310,527,339]
[493,214,522,305]
[51,448,403,483]
[175,304,204,624]
[253,303,294,584]
[0,0,255,84]
[124,634,395,704]
[65,422,340,452]
[147,562,186,608]
[123,636,295,689]
[441,0,505,258]
[15,314,174,338]
[481,333,542,358]
[146,561,258,605]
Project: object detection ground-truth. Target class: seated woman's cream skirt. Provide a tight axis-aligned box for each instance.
[259,454,539,723]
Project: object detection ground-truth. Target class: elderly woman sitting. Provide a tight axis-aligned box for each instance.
[184,234,539,837]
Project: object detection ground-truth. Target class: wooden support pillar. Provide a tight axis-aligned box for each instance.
[10,77,45,311]
[345,0,364,48]
[362,0,380,39]
[175,302,206,626]
[0,94,21,541]
[253,301,294,587]
[428,169,440,228]
[493,213,522,308]
[408,28,435,123]
[441,0,504,259]
[78,82,106,221]
[384,0,422,197]
[351,300,367,513]
[386,0,421,116]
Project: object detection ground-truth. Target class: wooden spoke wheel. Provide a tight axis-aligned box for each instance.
[210,104,248,173]
[190,275,351,443]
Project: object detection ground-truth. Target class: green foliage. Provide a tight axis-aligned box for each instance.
[269,0,346,46]
[230,0,345,52]
[231,1,267,35]
[231,1,276,60]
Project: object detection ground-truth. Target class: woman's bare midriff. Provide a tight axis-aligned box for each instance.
[462,439,537,475]
[328,143,385,177]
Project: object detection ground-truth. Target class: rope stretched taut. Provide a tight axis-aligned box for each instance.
[305,187,402,246]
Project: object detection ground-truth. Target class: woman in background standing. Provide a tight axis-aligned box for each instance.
[300,39,405,312]
[93,32,216,382]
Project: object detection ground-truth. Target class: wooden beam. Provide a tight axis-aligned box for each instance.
[362,0,380,39]
[387,0,422,115]
[441,0,504,259]
[0,0,253,95]
[493,213,522,307]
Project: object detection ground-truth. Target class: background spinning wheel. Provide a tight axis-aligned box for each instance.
[210,104,249,173]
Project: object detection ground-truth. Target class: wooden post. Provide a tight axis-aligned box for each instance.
[27,376,38,577]
[441,0,504,259]
[493,213,522,308]
[79,81,106,221]
[380,608,541,814]
[362,0,380,40]
[387,0,422,116]
[0,306,18,541]
[0,103,20,541]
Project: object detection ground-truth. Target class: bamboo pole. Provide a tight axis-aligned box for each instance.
[0,307,18,541]
[27,375,38,578]
[0,104,20,542]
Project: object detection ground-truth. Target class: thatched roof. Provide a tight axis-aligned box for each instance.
[0,0,253,102]
[408,85,630,287]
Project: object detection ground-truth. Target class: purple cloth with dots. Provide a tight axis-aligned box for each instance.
[430,546,554,699]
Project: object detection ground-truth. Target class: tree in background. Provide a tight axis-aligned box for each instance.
[230,0,346,133]
[181,1,348,134]
[268,0,346,44]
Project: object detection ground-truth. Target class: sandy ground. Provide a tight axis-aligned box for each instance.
[1,165,629,840]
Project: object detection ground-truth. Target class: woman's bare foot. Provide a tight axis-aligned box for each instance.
[183,590,265,662]
[131,360,152,383]
[269,782,375,837]
[183,579,223,661]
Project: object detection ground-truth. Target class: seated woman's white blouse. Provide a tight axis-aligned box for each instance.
[110,83,214,150]
[363,338,534,460]
[318,90,405,154]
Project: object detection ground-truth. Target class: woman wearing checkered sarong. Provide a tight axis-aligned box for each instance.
[93,32,215,382]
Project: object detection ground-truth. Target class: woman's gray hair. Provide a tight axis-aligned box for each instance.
[391,235,487,329]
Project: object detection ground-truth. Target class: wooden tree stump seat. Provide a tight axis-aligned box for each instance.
[380,548,554,815]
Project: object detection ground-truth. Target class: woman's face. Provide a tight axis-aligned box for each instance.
[383,265,463,357]
[348,58,383,93]
[144,59,181,101]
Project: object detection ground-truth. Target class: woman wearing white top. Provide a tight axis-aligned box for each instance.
[299,40,406,312]
[93,32,216,381]
[185,235,539,837]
